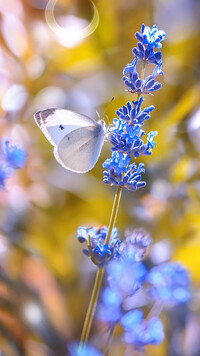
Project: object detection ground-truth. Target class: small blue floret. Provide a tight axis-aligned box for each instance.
[136,24,166,49]
[120,229,152,262]
[106,258,147,295]
[0,139,27,189]
[68,342,103,356]
[2,140,27,169]
[77,226,121,267]
[121,309,165,348]
[148,262,191,304]
[116,97,154,126]
[103,152,146,191]
[0,164,11,189]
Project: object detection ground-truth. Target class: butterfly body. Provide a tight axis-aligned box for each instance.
[34,108,106,173]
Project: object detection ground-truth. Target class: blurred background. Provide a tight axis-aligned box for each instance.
[0,0,200,355]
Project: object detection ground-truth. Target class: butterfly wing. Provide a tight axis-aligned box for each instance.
[34,108,105,173]
[34,108,99,146]
[54,124,105,173]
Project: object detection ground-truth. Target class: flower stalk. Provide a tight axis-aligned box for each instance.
[80,186,122,345]
[80,267,104,346]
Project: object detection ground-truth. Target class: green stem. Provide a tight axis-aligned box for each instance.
[80,268,104,346]
[80,186,122,346]
[105,186,122,245]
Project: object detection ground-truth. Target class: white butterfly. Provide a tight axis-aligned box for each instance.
[34,108,106,173]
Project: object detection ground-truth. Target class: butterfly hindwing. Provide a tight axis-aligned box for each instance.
[54,125,105,173]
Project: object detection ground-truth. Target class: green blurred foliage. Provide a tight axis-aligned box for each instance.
[0,0,200,355]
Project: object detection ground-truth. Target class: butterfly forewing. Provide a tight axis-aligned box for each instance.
[34,109,99,146]
[54,125,105,173]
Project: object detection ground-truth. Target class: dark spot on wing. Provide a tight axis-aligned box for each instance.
[59,125,64,130]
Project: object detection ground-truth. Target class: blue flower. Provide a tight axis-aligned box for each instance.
[111,118,126,134]
[103,151,131,175]
[116,98,155,126]
[77,226,121,267]
[135,24,166,49]
[97,236,150,328]
[77,226,98,243]
[146,130,158,151]
[97,287,123,324]
[106,258,147,295]
[142,64,163,93]
[2,140,27,169]
[123,57,138,76]
[68,342,103,356]
[123,62,163,94]
[132,24,165,67]
[147,262,191,304]
[104,24,165,190]
[121,309,164,348]
[132,44,162,65]
[97,261,147,331]
[102,287,122,308]
[96,257,147,328]
[110,115,158,158]
[123,57,143,94]
[0,139,27,189]
[103,152,146,191]
[120,229,152,262]
[0,164,11,189]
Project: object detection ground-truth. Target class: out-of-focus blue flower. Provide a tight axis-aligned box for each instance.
[135,24,166,49]
[96,230,153,328]
[120,229,152,262]
[2,140,27,169]
[77,226,121,267]
[77,226,98,243]
[116,98,155,126]
[0,139,27,189]
[97,255,148,327]
[102,287,122,308]
[0,164,11,189]
[121,309,164,348]
[103,152,146,191]
[147,262,191,304]
[106,258,147,295]
[68,342,103,356]
[97,287,123,324]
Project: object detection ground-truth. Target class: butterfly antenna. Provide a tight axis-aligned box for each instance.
[96,110,101,120]
[96,97,115,126]
[103,96,115,117]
